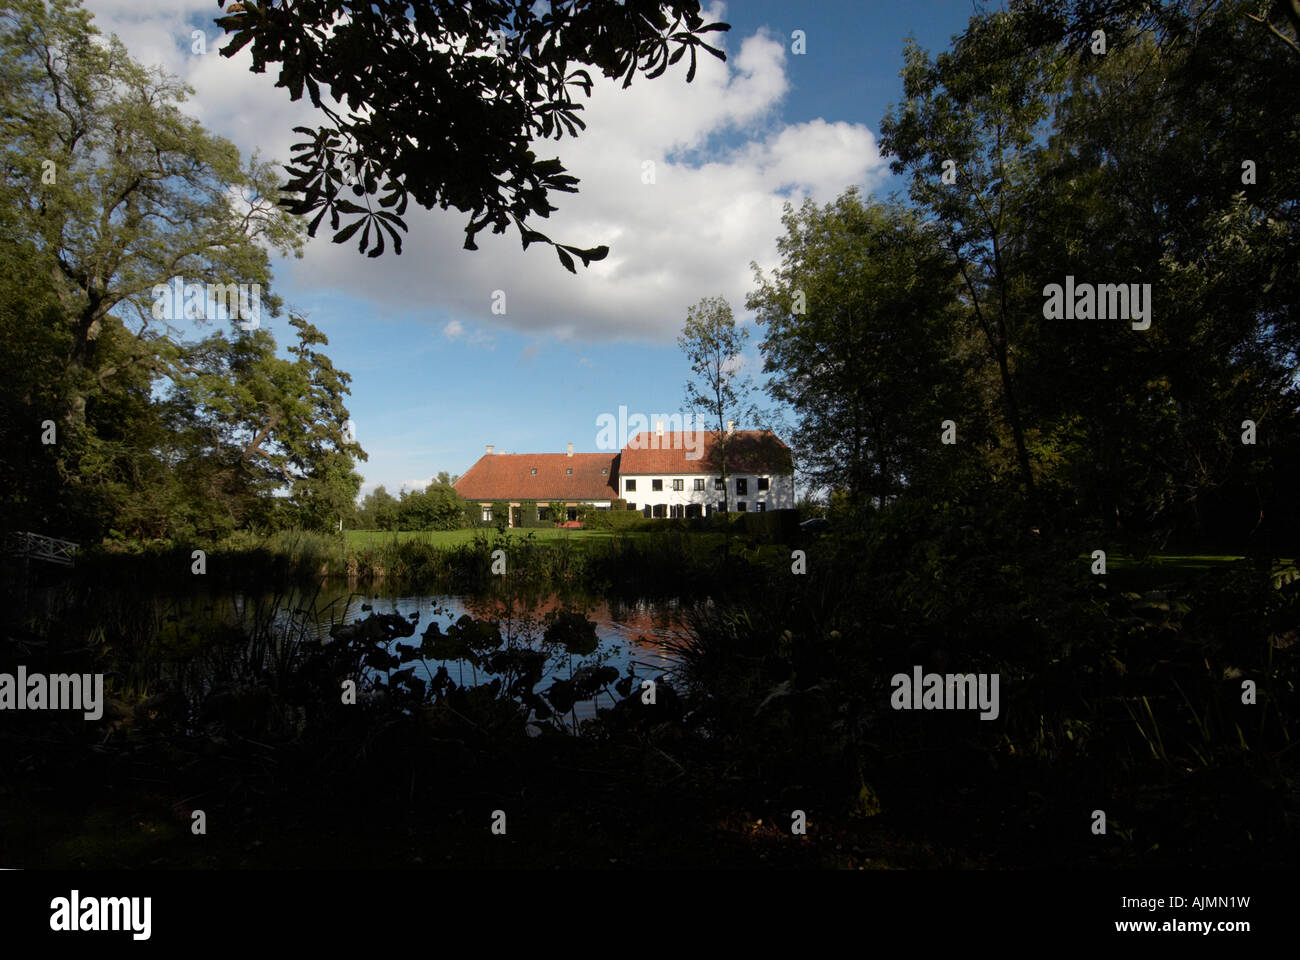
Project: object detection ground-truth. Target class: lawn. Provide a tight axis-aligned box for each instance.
[1093,552,1298,590]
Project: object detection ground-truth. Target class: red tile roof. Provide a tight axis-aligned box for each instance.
[454,453,618,502]
[619,430,793,475]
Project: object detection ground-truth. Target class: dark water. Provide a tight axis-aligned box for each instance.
[325,588,689,721]
[18,580,694,725]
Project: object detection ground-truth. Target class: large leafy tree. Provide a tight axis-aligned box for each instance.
[0,0,374,541]
[1016,5,1300,544]
[876,0,1299,548]
[879,15,1065,494]
[0,0,304,430]
[166,316,366,537]
[214,0,729,270]
[747,191,964,507]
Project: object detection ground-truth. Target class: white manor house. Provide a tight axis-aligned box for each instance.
[455,421,795,525]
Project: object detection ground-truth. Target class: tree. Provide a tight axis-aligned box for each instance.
[678,295,751,512]
[0,0,306,536]
[0,0,304,428]
[359,486,400,531]
[875,0,1300,549]
[214,0,729,270]
[165,315,366,536]
[394,484,461,530]
[747,191,963,507]
[1012,6,1300,544]
[1003,0,1300,63]
[879,15,1064,494]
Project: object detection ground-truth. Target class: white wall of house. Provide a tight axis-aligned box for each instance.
[618,473,795,516]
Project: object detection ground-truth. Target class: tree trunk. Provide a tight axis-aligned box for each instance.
[995,344,1034,493]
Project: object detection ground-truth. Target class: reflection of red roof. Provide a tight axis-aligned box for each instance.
[619,430,793,475]
[454,453,617,501]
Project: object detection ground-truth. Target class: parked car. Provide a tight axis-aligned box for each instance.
[799,517,831,534]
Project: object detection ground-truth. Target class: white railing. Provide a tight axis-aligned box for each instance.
[4,531,80,566]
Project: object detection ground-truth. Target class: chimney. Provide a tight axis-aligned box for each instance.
[656,420,664,437]
[567,442,573,458]
[486,444,494,455]
[726,420,735,436]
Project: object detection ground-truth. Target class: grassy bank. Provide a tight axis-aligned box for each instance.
[69,526,750,598]
[343,527,628,547]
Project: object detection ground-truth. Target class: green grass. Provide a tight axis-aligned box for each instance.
[1091,552,1298,590]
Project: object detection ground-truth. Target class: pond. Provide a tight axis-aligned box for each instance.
[14,577,696,728]
[319,587,690,722]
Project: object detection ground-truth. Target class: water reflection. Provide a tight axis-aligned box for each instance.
[334,591,686,721]
[14,579,695,725]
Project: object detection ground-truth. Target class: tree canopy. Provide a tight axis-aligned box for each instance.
[214,0,729,270]
[0,0,363,540]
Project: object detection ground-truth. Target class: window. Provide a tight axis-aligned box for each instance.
[672,479,684,491]
[716,503,727,513]
[685,504,702,518]
[652,504,666,518]
[481,507,492,522]
[530,468,537,475]
[567,507,578,521]
[670,504,684,518]
[601,467,608,475]
[566,467,572,475]
[755,502,766,513]
[625,479,636,492]
[757,477,769,491]
[714,478,724,490]
[627,502,637,511]
[735,478,748,495]
[693,478,705,491]
[643,506,651,518]
[537,506,549,521]
[652,479,663,491]
[737,501,747,512]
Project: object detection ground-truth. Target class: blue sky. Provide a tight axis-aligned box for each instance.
[86,0,983,496]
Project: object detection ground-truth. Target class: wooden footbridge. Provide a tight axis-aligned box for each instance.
[3,531,80,566]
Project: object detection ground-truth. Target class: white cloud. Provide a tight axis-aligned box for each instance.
[722,353,747,376]
[82,1,888,344]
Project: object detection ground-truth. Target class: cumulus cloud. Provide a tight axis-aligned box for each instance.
[82,1,888,344]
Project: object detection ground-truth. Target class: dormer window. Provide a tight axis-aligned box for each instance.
[530,468,537,475]
[601,467,608,475]
[566,467,573,475]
